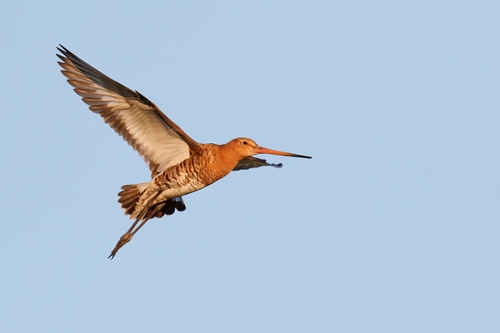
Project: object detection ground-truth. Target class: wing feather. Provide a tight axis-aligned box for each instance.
[233,156,283,171]
[57,45,198,177]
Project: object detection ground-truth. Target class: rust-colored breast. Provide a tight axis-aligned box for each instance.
[150,144,238,200]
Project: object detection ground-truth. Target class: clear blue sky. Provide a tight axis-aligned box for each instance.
[1,1,498,332]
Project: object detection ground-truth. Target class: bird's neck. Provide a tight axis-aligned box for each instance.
[191,144,241,185]
[211,144,243,176]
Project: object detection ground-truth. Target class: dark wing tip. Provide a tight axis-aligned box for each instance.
[56,44,71,59]
[233,157,284,171]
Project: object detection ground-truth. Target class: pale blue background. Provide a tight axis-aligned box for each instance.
[1,1,498,332]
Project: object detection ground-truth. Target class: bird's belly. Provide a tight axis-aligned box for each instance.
[154,178,206,204]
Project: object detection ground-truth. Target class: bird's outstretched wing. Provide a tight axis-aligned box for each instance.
[233,156,283,171]
[57,45,199,178]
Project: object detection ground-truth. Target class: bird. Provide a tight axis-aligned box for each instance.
[56,45,312,259]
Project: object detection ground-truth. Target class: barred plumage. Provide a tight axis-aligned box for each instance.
[57,45,311,258]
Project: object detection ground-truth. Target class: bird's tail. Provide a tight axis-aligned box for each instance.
[118,183,186,219]
[118,182,149,217]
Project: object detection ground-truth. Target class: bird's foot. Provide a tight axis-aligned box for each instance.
[108,232,133,259]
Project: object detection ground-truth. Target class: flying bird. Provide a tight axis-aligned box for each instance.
[56,45,312,259]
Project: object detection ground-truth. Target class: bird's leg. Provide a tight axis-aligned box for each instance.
[108,222,139,259]
[108,212,160,259]
[108,191,162,259]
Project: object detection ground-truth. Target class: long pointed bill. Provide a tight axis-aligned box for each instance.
[256,146,312,159]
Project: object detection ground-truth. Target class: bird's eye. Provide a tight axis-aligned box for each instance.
[242,140,248,145]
